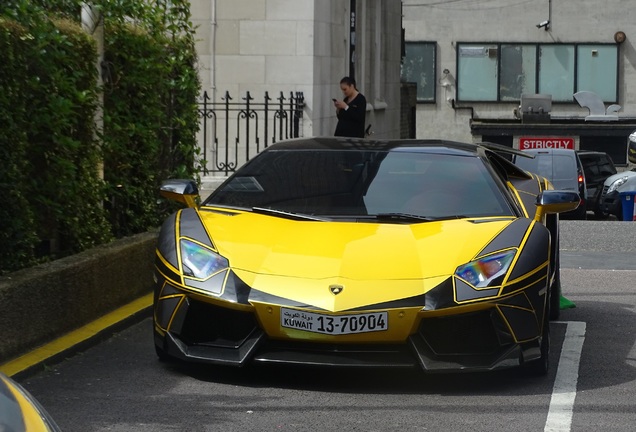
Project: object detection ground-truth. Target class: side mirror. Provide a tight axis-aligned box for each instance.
[534,190,580,221]
[160,179,199,208]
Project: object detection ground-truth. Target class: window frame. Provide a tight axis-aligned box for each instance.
[401,41,437,104]
[455,42,619,104]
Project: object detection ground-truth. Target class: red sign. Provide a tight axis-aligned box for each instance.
[519,137,574,150]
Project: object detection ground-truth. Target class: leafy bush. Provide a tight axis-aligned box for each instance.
[101,3,201,237]
[0,19,38,271]
[0,0,201,273]
[24,17,113,256]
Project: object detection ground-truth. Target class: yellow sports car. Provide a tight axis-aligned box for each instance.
[153,138,579,375]
[0,372,61,431]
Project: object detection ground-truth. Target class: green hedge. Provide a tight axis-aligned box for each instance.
[27,18,113,256]
[0,1,201,274]
[102,19,201,237]
[0,19,38,270]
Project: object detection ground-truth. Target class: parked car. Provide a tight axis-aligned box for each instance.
[630,131,636,164]
[576,150,617,218]
[598,168,636,220]
[512,148,587,220]
[0,371,61,431]
[154,138,580,376]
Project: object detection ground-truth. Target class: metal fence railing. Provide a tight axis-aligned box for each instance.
[198,90,305,175]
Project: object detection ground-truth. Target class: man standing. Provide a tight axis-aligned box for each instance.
[333,76,366,138]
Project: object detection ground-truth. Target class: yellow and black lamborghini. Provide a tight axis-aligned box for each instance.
[0,372,61,431]
[153,138,579,375]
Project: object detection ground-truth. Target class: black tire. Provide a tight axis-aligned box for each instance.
[615,202,623,221]
[155,343,173,362]
[549,261,561,321]
[523,270,552,376]
[593,209,607,219]
[524,318,550,376]
[154,329,174,363]
[547,215,561,321]
[574,203,587,220]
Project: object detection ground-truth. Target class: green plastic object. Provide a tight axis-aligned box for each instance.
[560,295,576,310]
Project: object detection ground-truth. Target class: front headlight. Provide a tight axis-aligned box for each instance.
[180,238,228,279]
[455,250,516,288]
[607,176,629,194]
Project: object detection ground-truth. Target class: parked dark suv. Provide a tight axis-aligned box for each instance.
[512,148,587,220]
[576,150,617,218]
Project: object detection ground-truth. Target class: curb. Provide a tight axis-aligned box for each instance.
[0,294,153,380]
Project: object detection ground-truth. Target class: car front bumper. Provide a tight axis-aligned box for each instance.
[599,189,621,216]
[154,287,546,373]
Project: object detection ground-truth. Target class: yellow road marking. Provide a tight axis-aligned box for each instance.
[0,294,153,377]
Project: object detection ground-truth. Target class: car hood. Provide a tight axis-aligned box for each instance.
[200,209,513,281]
[603,169,636,187]
[159,208,534,312]
[617,178,636,193]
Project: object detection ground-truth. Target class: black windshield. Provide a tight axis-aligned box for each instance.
[205,149,513,219]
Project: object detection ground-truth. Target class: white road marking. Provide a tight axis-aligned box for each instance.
[544,321,586,432]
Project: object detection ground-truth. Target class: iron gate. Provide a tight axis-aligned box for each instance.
[198,90,305,175]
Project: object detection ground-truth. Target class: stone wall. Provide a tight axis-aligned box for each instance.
[0,231,157,364]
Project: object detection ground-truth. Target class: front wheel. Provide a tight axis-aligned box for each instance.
[154,330,175,363]
[523,319,550,376]
[574,203,587,220]
[155,344,170,362]
[550,262,561,321]
[593,209,608,219]
[523,282,552,377]
[548,215,561,321]
[615,201,624,221]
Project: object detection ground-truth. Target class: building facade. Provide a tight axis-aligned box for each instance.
[402,0,636,167]
[189,0,404,180]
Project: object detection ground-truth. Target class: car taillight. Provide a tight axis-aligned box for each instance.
[578,174,584,183]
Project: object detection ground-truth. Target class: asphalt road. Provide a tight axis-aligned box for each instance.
[17,220,636,432]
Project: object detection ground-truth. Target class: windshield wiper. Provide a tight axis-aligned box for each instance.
[251,207,326,221]
[373,213,436,222]
[369,213,471,223]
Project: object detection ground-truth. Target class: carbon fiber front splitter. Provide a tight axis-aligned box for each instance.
[156,329,541,373]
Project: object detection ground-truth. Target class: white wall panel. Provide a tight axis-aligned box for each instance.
[240,21,298,55]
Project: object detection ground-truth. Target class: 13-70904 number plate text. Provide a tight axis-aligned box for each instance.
[280,308,388,335]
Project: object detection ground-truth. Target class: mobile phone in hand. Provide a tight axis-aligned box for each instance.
[332,98,337,102]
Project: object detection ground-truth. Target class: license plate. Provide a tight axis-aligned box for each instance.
[280,308,388,335]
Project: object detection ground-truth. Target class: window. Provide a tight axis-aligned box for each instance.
[539,45,575,101]
[401,42,436,102]
[500,45,536,101]
[457,45,498,101]
[577,45,619,102]
[456,43,618,103]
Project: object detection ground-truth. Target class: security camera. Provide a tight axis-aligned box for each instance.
[536,20,550,29]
